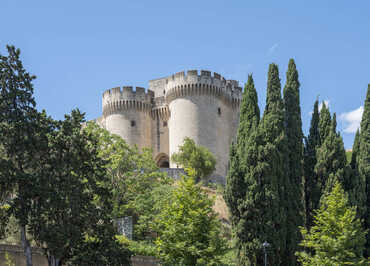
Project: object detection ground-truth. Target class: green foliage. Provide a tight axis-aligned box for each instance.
[358,84,370,255]
[5,252,16,266]
[0,204,10,240]
[225,74,259,221]
[254,63,288,265]
[283,59,304,264]
[116,235,157,257]
[67,224,130,266]
[224,74,261,265]
[315,114,347,196]
[296,182,369,265]
[25,110,131,265]
[0,45,40,266]
[227,64,289,265]
[155,176,227,266]
[0,213,21,245]
[303,100,321,229]
[84,122,173,241]
[220,248,237,266]
[346,129,366,221]
[318,102,331,143]
[171,137,216,182]
[347,150,353,163]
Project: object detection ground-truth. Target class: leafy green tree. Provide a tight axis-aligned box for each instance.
[358,84,370,255]
[67,223,131,266]
[84,122,173,241]
[27,110,131,266]
[224,74,261,265]
[296,182,369,265]
[171,137,216,182]
[155,174,227,266]
[0,45,39,266]
[303,100,321,229]
[283,59,304,264]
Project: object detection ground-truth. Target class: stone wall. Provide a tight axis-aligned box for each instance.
[159,168,185,179]
[0,245,159,266]
[168,95,236,182]
[131,255,160,266]
[104,110,152,151]
[0,244,47,266]
[100,69,241,183]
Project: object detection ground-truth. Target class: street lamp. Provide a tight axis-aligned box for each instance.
[262,242,270,266]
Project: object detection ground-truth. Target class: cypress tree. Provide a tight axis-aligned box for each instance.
[257,63,287,265]
[303,100,321,228]
[225,75,260,221]
[358,84,370,255]
[225,74,260,265]
[283,59,304,265]
[318,102,331,143]
[236,74,260,149]
[225,143,242,223]
[347,129,366,220]
[315,113,347,197]
[351,130,361,170]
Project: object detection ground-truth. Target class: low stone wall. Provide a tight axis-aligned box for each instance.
[0,245,159,266]
[0,244,47,266]
[132,255,160,266]
[159,168,185,179]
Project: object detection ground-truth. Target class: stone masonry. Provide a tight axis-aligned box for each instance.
[96,70,242,183]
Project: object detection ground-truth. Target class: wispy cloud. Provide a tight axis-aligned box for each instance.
[339,106,364,133]
[267,43,279,56]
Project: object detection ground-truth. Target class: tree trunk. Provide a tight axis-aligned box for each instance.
[48,256,61,266]
[20,225,33,266]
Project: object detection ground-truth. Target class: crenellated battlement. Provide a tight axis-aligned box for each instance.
[165,70,242,108]
[102,86,154,116]
[99,69,242,184]
[166,70,226,87]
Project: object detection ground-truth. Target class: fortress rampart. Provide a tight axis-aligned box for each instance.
[165,70,242,108]
[97,70,242,183]
[102,86,154,117]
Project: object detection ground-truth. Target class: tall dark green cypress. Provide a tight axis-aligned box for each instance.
[318,102,331,143]
[351,130,361,170]
[315,113,347,197]
[225,75,260,265]
[283,59,304,265]
[358,84,370,255]
[258,64,287,265]
[303,100,321,228]
[347,129,366,220]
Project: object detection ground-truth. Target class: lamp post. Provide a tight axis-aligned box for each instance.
[262,242,270,266]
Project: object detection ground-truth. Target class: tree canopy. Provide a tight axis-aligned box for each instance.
[297,182,369,266]
[171,137,216,182]
[155,174,227,266]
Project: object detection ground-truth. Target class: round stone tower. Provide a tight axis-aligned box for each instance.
[165,70,242,182]
[102,86,154,150]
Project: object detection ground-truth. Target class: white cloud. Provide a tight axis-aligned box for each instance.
[339,106,364,133]
[267,43,279,56]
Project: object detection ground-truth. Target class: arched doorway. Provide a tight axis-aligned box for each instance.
[155,153,170,168]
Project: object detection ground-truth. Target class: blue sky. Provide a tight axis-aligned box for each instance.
[1,1,369,148]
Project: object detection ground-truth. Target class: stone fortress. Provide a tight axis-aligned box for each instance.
[96,70,242,183]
